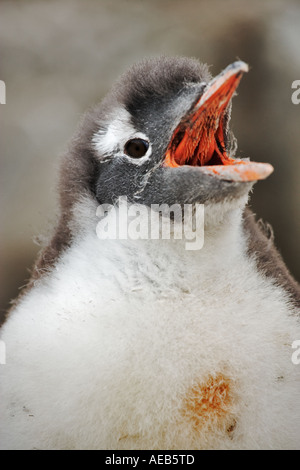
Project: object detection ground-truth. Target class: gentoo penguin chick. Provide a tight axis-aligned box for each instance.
[0,57,299,450]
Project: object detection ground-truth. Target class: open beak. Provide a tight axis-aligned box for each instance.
[164,61,273,182]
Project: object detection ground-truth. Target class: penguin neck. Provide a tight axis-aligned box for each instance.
[66,196,247,292]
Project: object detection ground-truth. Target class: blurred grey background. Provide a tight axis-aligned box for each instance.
[0,0,299,322]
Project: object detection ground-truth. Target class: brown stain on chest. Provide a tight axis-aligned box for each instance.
[182,373,234,430]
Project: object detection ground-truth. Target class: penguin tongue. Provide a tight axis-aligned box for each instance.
[165,61,273,182]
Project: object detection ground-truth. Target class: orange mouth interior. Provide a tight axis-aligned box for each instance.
[163,63,274,183]
[165,72,243,169]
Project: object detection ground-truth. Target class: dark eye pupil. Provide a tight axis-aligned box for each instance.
[124,139,149,158]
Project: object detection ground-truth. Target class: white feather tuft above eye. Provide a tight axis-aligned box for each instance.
[92,107,152,165]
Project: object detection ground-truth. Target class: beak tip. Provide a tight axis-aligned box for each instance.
[234,60,249,73]
[226,60,249,77]
[197,162,274,183]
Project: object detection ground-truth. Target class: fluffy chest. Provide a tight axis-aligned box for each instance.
[23,231,296,391]
[1,228,299,450]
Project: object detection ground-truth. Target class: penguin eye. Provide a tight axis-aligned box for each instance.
[124,138,149,158]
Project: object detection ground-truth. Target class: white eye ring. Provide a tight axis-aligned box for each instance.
[92,107,152,164]
[124,138,150,159]
[121,132,152,165]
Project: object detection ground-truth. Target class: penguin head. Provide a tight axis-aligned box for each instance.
[62,57,273,215]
